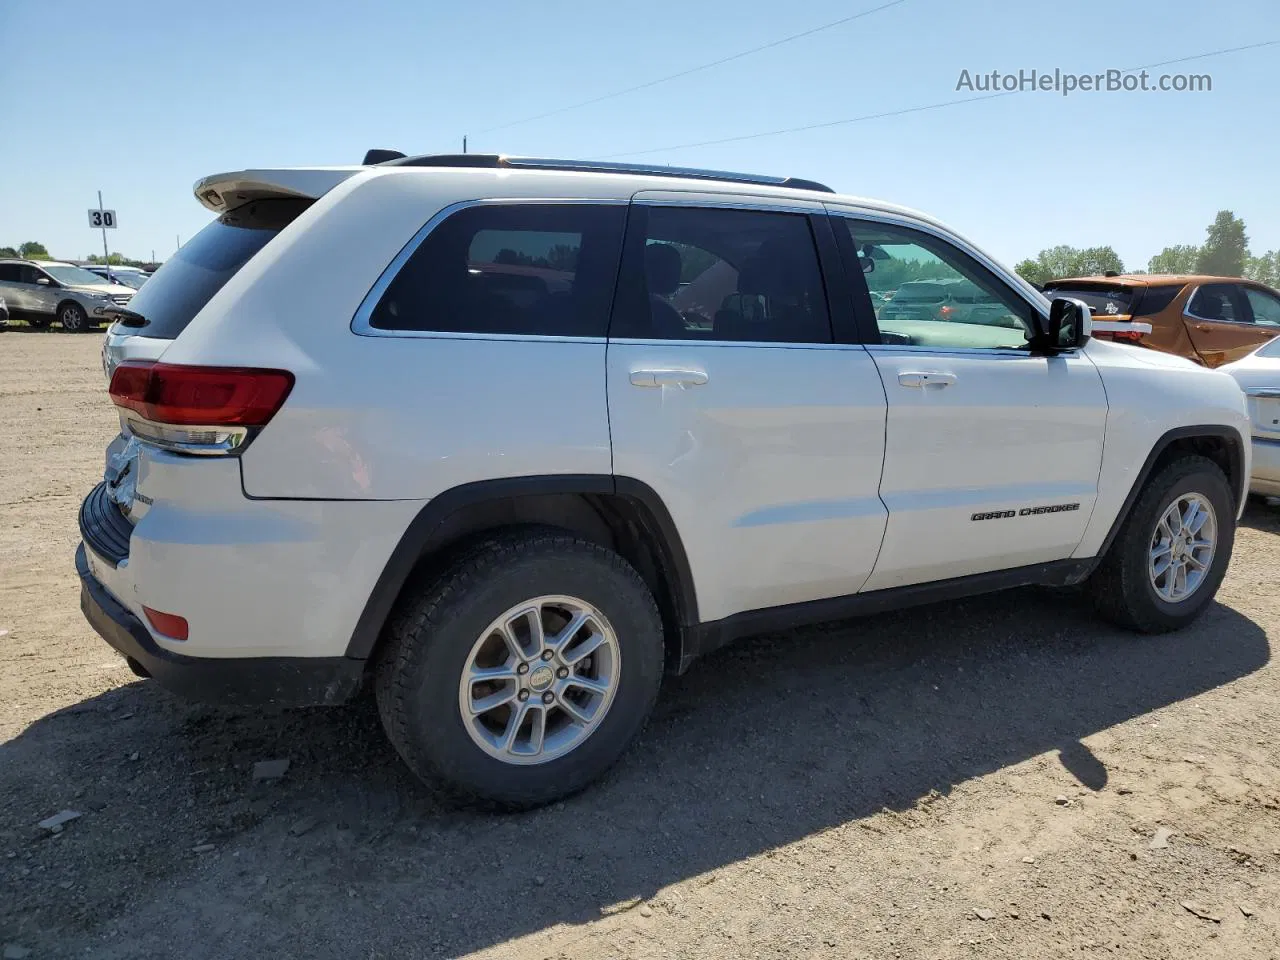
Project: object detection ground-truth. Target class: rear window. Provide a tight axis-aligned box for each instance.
[1132,284,1184,317]
[123,198,311,340]
[1042,283,1134,317]
[894,282,949,303]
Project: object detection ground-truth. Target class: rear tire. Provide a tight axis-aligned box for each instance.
[58,302,89,333]
[375,530,665,809]
[1087,455,1235,632]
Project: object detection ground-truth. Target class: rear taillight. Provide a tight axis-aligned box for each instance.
[937,305,955,319]
[109,361,293,454]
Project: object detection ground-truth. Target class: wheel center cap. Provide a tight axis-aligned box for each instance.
[528,665,555,692]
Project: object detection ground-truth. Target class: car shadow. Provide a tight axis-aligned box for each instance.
[1,588,1270,958]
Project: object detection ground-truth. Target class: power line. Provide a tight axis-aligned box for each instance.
[589,92,1013,159]
[593,38,1280,160]
[472,0,908,136]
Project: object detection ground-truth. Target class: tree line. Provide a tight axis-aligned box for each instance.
[1014,210,1280,289]
[0,241,154,269]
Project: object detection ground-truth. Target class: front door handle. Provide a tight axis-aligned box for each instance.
[898,371,957,388]
[630,368,709,388]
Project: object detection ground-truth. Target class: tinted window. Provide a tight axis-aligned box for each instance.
[1243,287,1280,327]
[1187,284,1241,322]
[0,265,19,282]
[1133,284,1183,317]
[612,206,831,344]
[124,198,311,340]
[844,219,1032,350]
[1042,283,1135,316]
[370,203,625,337]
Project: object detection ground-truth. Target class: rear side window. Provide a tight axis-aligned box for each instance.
[0,265,19,282]
[610,205,831,344]
[124,198,311,340]
[1042,283,1134,316]
[1187,284,1242,322]
[368,203,626,337]
[1132,284,1184,317]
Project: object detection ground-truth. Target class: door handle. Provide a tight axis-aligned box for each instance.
[898,371,956,388]
[630,368,709,388]
[1194,323,1213,332]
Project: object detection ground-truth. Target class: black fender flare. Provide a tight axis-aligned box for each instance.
[343,474,698,660]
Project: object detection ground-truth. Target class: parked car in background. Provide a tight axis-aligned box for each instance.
[84,265,150,289]
[1042,275,1280,367]
[1221,337,1280,498]
[875,278,1022,329]
[0,296,8,331]
[0,260,135,332]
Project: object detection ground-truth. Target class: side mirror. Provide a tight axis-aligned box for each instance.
[1037,297,1092,352]
[35,277,51,286]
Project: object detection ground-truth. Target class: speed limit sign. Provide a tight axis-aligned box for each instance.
[88,209,118,229]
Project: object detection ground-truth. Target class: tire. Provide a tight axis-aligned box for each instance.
[1088,455,1235,632]
[375,530,665,809]
[58,301,90,333]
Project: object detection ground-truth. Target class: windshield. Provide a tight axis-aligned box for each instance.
[43,264,111,286]
[1255,337,1280,359]
[103,270,147,288]
[122,198,311,339]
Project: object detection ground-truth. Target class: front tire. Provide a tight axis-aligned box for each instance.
[1088,455,1235,632]
[375,530,665,809]
[58,302,90,333]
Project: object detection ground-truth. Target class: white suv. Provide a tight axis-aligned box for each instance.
[77,153,1251,808]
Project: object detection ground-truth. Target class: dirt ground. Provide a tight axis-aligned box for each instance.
[1,331,1278,960]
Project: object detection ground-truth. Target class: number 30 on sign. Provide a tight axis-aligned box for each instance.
[88,209,117,229]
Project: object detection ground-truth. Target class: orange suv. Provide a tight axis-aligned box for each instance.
[1042,274,1280,367]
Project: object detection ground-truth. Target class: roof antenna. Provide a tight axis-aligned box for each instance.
[462,135,468,154]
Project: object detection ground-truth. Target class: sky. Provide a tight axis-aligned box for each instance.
[1,0,1278,271]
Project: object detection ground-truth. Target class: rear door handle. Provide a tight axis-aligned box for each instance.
[630,368,709,388]
[898,371,957,388]
[1194,323,1213,332]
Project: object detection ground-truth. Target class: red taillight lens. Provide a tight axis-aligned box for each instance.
[937,305,954,319]
[142,606,189,641]
[109,362,294,427]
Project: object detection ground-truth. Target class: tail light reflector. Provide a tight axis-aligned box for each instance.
[109,362,294,426]
[142,606,189,641]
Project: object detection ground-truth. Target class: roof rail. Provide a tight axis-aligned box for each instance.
[365,152,834,193]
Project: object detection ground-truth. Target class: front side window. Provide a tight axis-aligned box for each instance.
[1186,284,1243,323]
[842,219,1033,349]
[611,205,831,344]
[1243,287,1280,327]
[369,203,625,337]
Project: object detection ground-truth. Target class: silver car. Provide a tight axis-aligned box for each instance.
[0,259,135,332]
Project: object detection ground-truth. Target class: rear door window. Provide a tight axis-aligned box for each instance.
[1187,284,1244,322]
[123,198,312,340]
[368,203,626,337]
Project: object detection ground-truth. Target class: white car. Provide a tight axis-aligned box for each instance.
[1221,338,1280,496]
[76,153,1251,808]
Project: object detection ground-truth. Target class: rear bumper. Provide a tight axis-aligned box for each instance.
[1251,437,1280,496]
[77,543,365,706]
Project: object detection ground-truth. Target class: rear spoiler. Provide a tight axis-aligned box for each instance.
[193,167,365,213]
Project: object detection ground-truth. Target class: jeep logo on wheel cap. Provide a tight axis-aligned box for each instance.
[528,665,555,692]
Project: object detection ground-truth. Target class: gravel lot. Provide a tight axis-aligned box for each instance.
[2,331,1278,960]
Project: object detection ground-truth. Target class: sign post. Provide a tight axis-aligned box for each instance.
[87,193,118,277]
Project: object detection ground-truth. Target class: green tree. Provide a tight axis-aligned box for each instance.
[0,246,17,258]
[19,241,51,259]
[1195,210,1249,277]
[1244,250,1280,288]
[1014,245,1125,287]
[1148,244,1201,274]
